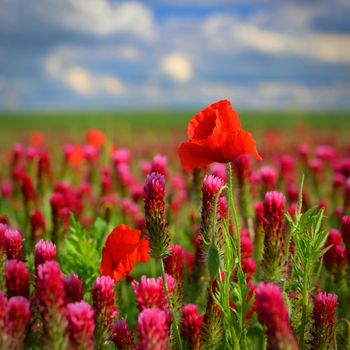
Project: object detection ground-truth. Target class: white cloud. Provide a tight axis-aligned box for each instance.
[0,0,155,41]
[161,53,193,82]
[203,15,350,63]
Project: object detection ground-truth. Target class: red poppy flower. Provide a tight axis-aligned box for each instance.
[100,224,150,282]
[86,129,105,149]
[30,132,44,147]
[178,100,261,171]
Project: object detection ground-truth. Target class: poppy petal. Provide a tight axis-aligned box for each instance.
[178,142,213,171]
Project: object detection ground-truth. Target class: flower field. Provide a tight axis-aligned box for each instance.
[0,102,350,350]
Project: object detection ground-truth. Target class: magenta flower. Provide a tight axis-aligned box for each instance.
[200,175,225,242]
[111,319,135,350]
[5,260,30,298]
[233,154,251,187]
[324,229,347,269]
[255,283,297,350]
[144,172,169,258]
[164,245,184,290]
[131,274,175,311]
[36,261,65,316]
[0,291,9,347]
[181,304,203,350]
[66,301,95,350]
[8,296,31,349]
[151,154,168,178]
[63,273,83,304]
[34,239,56,271]
[137,308,170,350]
[4,228,23,260]
[312,291,338,349]
[92,276,117,327]
[258,166,277,191]
[30,210,46,243]
[262,191,286,281]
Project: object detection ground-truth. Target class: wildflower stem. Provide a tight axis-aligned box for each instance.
[299,271,309,349]
[227,162,241,262]
[159,258,183,350]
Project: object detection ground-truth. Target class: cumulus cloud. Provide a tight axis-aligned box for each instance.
[203,15,350,63]
[1,0,350,109]
[0,0,155,42]
[161,53,193,82]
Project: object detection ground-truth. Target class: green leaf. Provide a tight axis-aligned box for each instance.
[207,244,220,279]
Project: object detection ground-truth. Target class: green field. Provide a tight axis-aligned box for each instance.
[0,110,349,152]
[1,110,350,130]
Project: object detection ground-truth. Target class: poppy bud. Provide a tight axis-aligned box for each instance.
[181,304,203,350]
[144,172,170,259]
[137,308,170,350]
[34,239,56,271]
[4,228,23,260]
[111,319,135,350]
[262,191,285,282]
[311,292,338,349]
[5,260,30,298]
[66,301,95,350]
[255,283,297,350]
[63,273,83,304]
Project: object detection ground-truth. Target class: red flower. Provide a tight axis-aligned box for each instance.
[100,224,150,282]
[178,100,261,171]
[86,129,105,149]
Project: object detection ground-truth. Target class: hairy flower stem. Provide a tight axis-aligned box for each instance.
[299,271,309,350]
[227,163,241,261]
[160,258,183,350]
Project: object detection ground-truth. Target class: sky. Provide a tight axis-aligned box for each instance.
[0,0,350,110]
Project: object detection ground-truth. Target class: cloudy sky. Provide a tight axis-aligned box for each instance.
[0,0,350,109]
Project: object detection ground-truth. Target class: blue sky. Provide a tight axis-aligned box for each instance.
[0,0,350,110]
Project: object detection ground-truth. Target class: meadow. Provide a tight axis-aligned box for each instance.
[0,105,350,349]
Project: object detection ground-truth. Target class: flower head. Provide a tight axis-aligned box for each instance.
[137,308,170,350]
[255,283,297,350]
[34,239,56,271]
[63,273,83,304]
[200,175,225,242]
[312,291,338,349]
[131,274,175,311]
[30,210,46,243]
[111,320,135,350]
[5,260,30,298]
[151,154,168,178]
[181,304,203,350]
[4,228,23,260]
[100,224,149,282]
[164,245,184,289]
[178,100,261,171]
[92,276,117,327]
[36,261,65,318]
[262,192,286,281]
[144,172,169,258]
[66,301,95,350]
[86,128,105,149]
[8,296,31,348]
